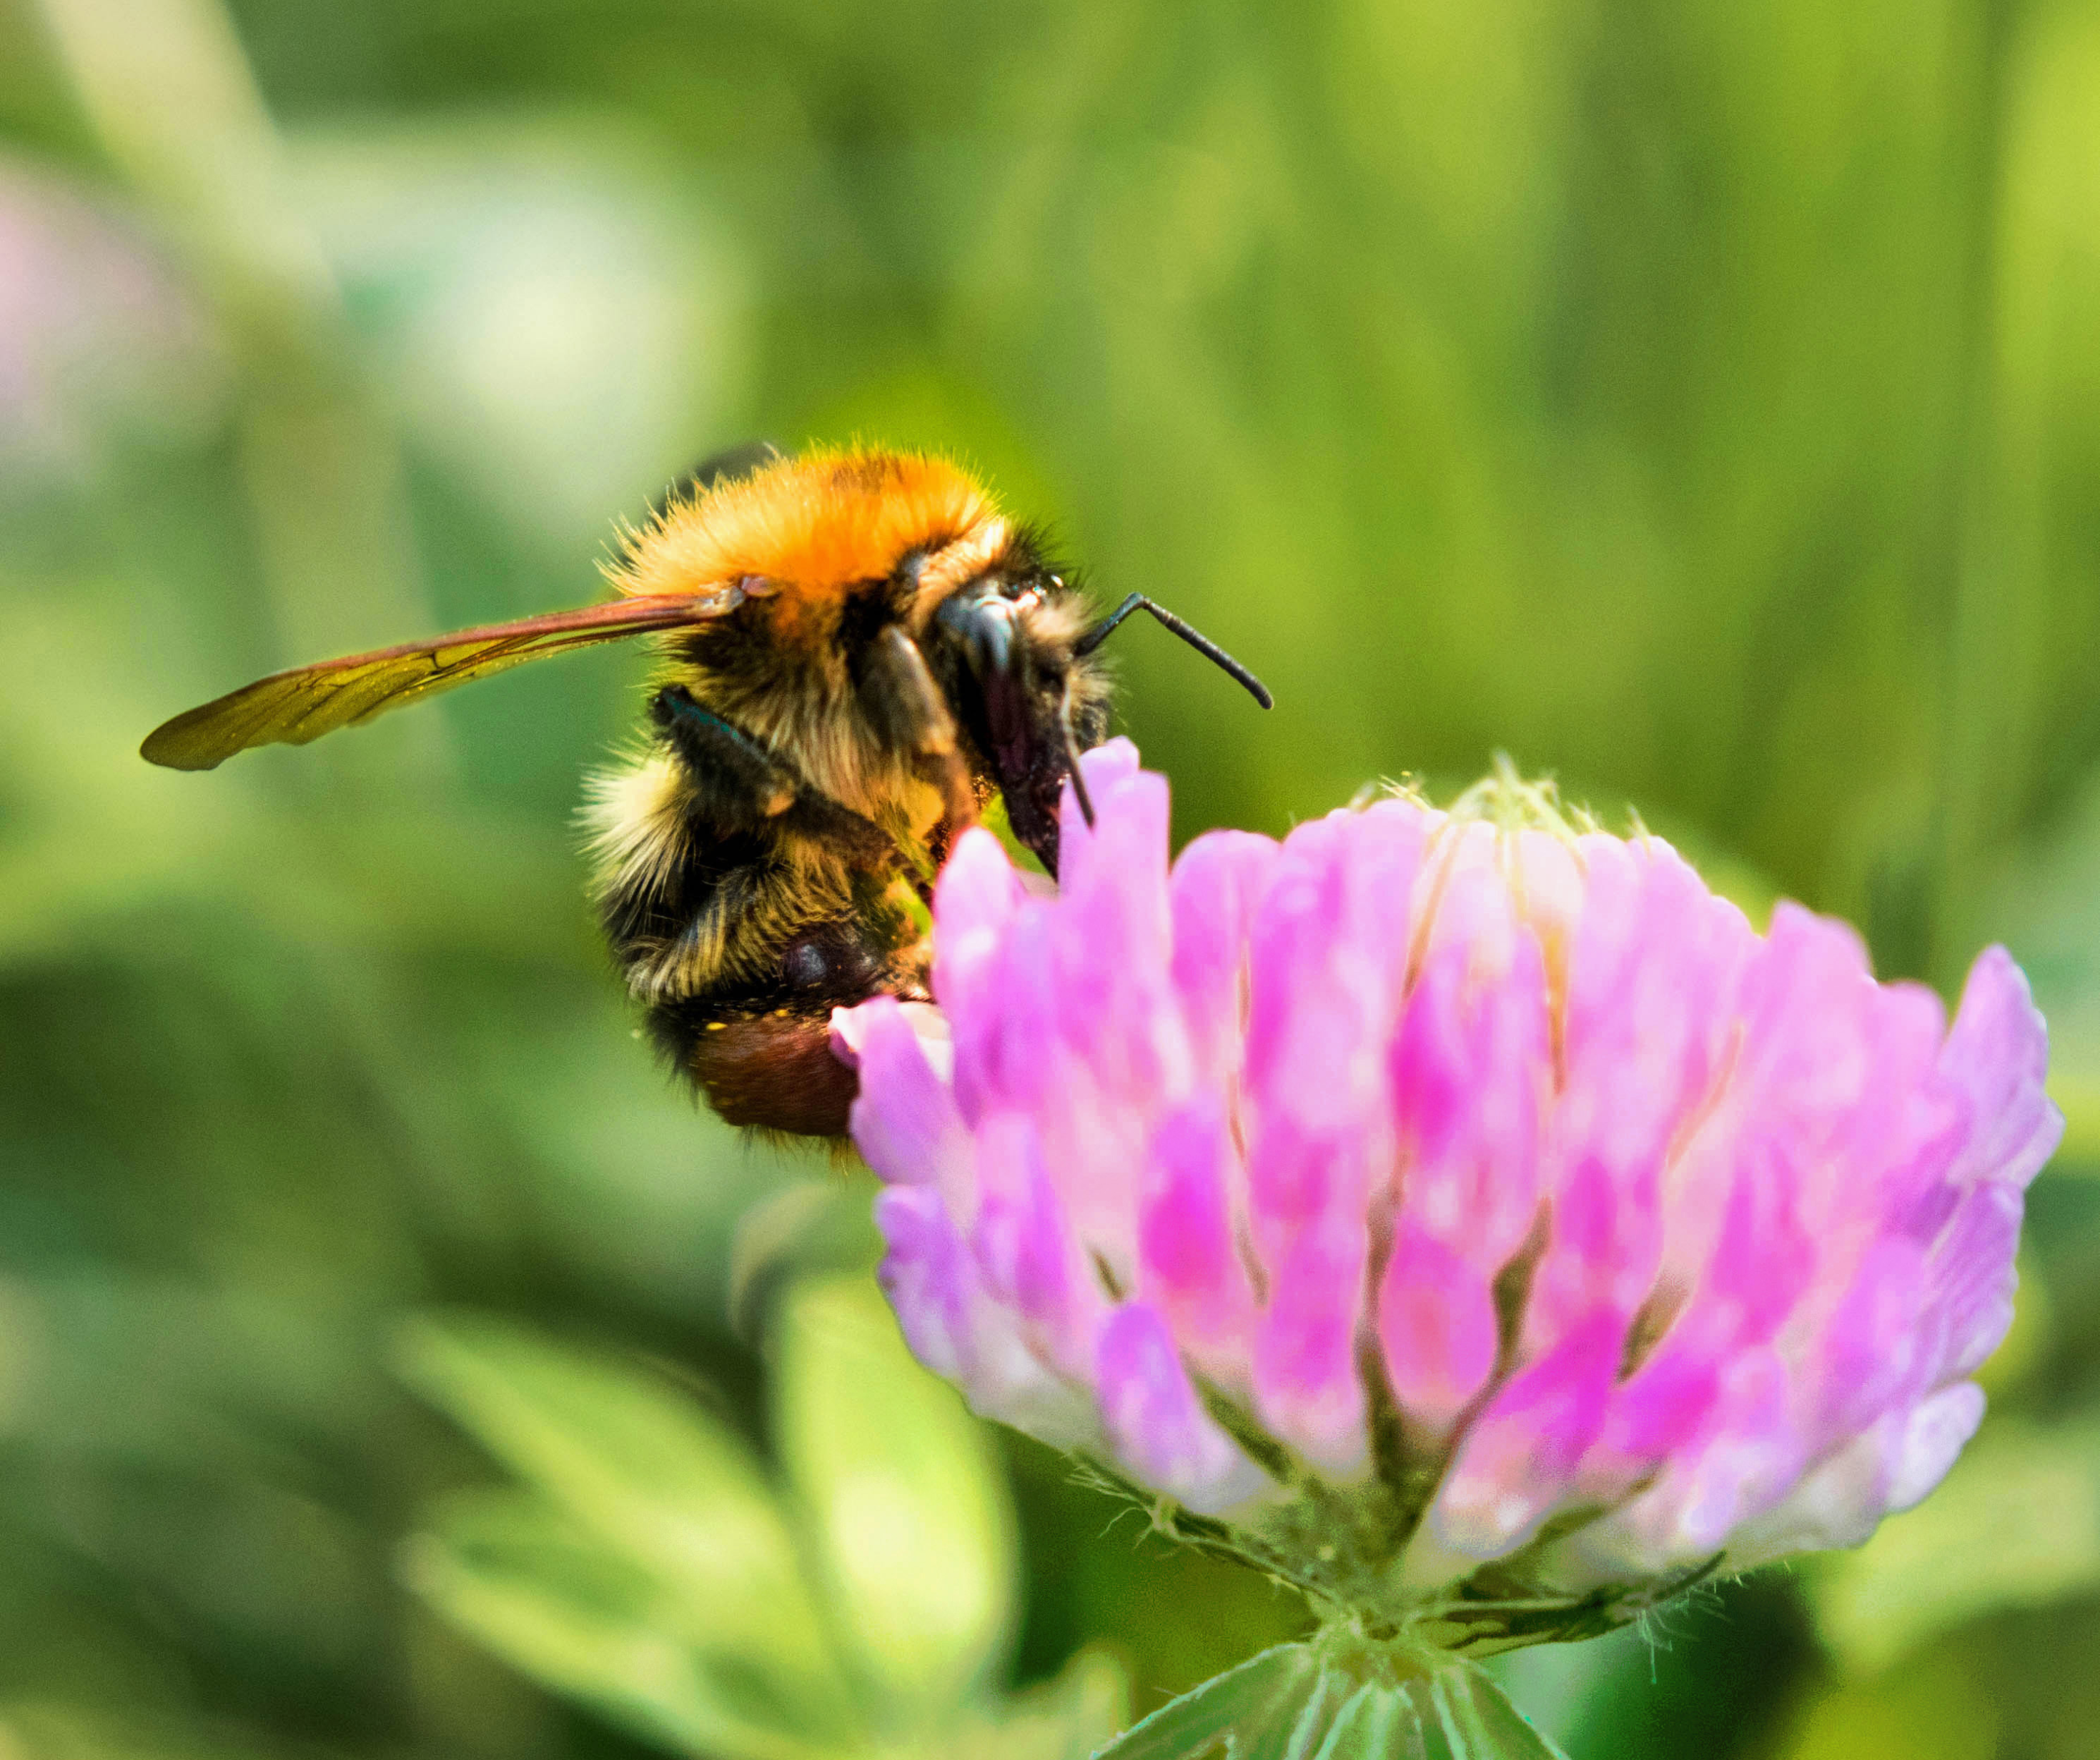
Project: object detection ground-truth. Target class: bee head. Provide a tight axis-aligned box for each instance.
[912,532,1110,874]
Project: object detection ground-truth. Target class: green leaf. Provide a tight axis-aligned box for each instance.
[943,1646,1130,1760]
[1302,1683,1407,1760]
[773,1274,1018,1726]
[1810,1418,2100,1674]
[405,1487,854,1760]
[1092,1643,1324,1760]
[1417,1669,1572,1760]
[395,1313,848,1716]
[1091,1641,1570,1760]
[1776,1655,1999,1760]
[0,1700,300,1760]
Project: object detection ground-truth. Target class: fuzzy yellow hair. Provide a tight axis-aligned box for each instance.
[610,447,1004,604]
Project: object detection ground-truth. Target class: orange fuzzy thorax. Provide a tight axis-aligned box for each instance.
[610,449,1005,602]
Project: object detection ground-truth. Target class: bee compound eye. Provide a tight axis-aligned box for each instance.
[781,939,830,990]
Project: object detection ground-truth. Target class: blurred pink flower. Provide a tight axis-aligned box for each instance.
[832,742,2059,1646]
[0,160,224,480]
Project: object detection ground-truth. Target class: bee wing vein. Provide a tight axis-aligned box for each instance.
[140,589,743,770]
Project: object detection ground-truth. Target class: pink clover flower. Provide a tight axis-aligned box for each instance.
[832,743,2059,1646]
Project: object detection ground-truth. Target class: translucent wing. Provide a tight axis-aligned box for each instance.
[141,587,747,771]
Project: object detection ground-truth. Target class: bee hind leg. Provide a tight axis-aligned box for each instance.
[650,685,894,864]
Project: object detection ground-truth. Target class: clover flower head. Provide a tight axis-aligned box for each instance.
[833,742,2059,1648]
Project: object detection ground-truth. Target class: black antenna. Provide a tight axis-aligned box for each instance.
[1074,594,1274,709]
[1059,675,1096,829]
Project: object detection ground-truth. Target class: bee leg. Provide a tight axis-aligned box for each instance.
[861,627,976,832]
[650,685,894,865]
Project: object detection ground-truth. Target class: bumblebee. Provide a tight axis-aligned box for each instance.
[142,444,1270,1137]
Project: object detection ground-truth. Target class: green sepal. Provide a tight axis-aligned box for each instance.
[1091,1644,1319,1760]
[1091,1636,1569,1760]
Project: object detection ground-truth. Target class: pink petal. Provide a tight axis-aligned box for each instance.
[1431,1308,1623,1556]
[1377,1223,1498,1433]
[1139,1098,1259,1368]
[1169,830,1283,1079]
[971,1113,1100,1378]
[1943,946,2062,1190]
[1096,1302,1268,1513]
[841,996,970,1201]
[1718,1382,1984,1573]
[1252,1223,1369,1474]
[1923,1180,2026,1383]
[874,1184,974,1382]
[1389,928,1550,1277]
[876,1184,1099,1451]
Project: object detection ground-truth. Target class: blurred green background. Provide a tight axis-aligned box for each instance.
[4,0,2100,1754]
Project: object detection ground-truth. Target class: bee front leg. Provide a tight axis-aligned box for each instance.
[858,627,976,832]
[650,685,894,865]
